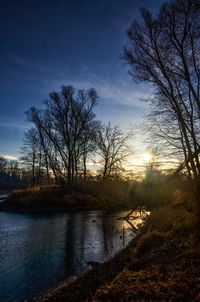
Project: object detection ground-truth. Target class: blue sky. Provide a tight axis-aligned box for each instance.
[0,0,164,159]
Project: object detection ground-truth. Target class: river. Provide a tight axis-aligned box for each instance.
[0,210,142,302]
[0,193,8,203]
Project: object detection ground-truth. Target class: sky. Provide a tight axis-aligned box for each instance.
[0,0,164,160]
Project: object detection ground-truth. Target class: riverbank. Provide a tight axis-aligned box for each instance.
[0,179,178,213]
[0,181,144,213]
[33,189,200,301]
[0,184,134,213]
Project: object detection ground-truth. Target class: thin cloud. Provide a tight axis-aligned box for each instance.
[4,155,18,161]
[0,121,29,131]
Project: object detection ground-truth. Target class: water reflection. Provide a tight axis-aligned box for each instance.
[0,210,140,302]
[0,192,8,203]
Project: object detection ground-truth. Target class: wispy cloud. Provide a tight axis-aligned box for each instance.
[45,73,152,111]
[4,155,18,161]
[0,121,29,131]
[9,55,56,75]
[6,55,152,111]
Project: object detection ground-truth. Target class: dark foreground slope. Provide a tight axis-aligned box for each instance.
[33,189,200,302]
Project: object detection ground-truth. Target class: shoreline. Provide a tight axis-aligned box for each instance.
[0,200,132,214]
[0,185,135,213]
[31,193,200,301]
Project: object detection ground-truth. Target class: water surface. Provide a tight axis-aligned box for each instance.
[0,192,8,203]
[0,210,140,302]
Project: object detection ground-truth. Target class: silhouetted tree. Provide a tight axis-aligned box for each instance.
[0,157,23,189]
[0,157,7,172]
[97,122,132,181]
[124,0,200,184]
[124,0,200,232]
[21,128,41,186]
[26,85,99,189]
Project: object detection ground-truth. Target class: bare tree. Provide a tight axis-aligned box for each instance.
[0,157,23,189]
[124,0,200,184]
[21,128,41,186]
[97,122,132,181]
[0,157,7,172]
[26,85,99,189]
[78,119,100,180]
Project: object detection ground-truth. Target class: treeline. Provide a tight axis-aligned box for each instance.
[0,157,24,190]
[21,85,132,188]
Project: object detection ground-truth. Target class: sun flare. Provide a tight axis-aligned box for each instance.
[143,152,153,162]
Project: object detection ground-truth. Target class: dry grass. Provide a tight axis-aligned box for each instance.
[1,183,129,211]
[75,180,132,207]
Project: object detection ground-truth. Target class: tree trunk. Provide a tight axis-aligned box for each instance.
[83,154,87,181]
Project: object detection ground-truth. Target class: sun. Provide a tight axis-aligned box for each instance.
[143,152,153,162]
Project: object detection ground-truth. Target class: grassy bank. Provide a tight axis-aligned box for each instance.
[32,186,200,302]
[0,185,104,212]
[0,178,186,212]
[0,181,135,212]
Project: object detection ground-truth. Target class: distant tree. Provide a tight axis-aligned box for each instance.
[0,157,22,189]
[25,111,52,184]
[143,148,162,186]
[97,122,132,181]
[79,119,100,180]
[0,157,7,172]
[21,128,41,186]
[7,160,19,176]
